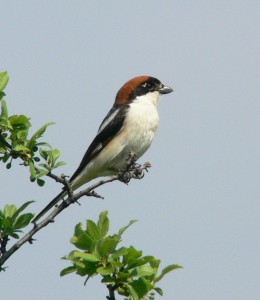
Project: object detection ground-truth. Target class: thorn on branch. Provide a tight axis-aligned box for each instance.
[89,190,104,199]
[28,237,36,244]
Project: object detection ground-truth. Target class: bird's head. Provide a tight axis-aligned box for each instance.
[114,76,173,106]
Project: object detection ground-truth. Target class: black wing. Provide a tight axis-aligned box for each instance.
[69,105,128,182]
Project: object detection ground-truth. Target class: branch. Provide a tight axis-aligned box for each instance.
[106,284,116,300]
[0,236,9,256]
[47,172,74,198]
[0,152,151,268]
[0,175,117,268]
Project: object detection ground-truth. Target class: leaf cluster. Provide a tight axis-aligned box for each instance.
[0,201,34,269]
[0,72,65,186]
[61,211,182,300]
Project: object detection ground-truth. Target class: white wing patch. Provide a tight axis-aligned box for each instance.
[98,108,120,134]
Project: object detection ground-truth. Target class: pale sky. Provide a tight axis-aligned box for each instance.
[1,1,259,300]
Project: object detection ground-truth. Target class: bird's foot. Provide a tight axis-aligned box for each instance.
[118,151,151,184]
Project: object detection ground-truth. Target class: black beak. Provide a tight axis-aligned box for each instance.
[158,85,173,94]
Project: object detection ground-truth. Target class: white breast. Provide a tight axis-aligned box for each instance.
[122,91,160,158]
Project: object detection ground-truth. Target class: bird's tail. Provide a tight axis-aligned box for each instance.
[31,190,67,223]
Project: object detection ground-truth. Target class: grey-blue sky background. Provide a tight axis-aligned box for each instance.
[1,1,259,299]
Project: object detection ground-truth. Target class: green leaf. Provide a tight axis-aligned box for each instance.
[75,260,86,268]
[76,262,97,277]
[98,237,119,257]
[16,129,28,141]
[0,91,6,101]
[36,142,51,147]
[29,161,37,180]
[51,148,60,162]
[153,286,163,296]
[87,220,101,240]
[124,246,142,263]
[39,148,48,160]
[125,283,139,300]
[9,232,20,239]
[53,161,66,169]
[37,178,45,186]
[0,209,4,218]
[130,277,152,298]
[111,247,128,260]
[0,72,9,91]
[9,115,31,129]
[27,122,54,149]
[96,265,114,275]
[73,222,84,236]
[155,264,183,282]
[73,252,100,263]
[2,153,11,163]
[4,205,16,218]
[135,265,156,277]
[97,210,109,237]
[118,219,137,237]
[101,276,116,284]
[70,232,93,250]
[12,144,30,152]
[13,213,34,229]
[148,257,161,269]
[117,271,135,279]
[60,266,77,276]
[37,168,49,177]
[11,200,34,220]
[125,257,147,270]
[62,250,78,261]
[108,260,123,269]
[0,216,10,226]
[1,99,8,119]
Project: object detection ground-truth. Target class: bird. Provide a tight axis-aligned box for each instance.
[32,75,173,223]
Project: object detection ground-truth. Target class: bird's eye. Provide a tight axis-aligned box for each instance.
[142,82,153,90]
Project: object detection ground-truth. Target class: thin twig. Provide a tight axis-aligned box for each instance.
[0,130,12,149]
[46,172,66,184]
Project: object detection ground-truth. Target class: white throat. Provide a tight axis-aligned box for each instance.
[134,91,160,107]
